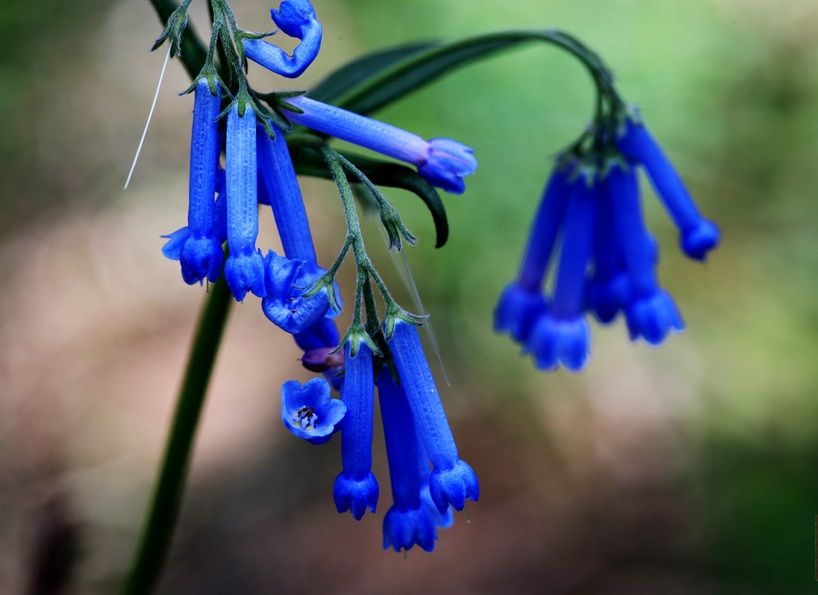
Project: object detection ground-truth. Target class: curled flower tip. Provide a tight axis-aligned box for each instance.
[301,346,344,373]
[418,138,477,195]
[625,289,685,345]
[224,251,266,302]
[526,315,591,372]
[281,378,345,445]
[271,0,318,37]
[382,507,437,553]
[262,251,332,333]
[429,459,479,514]
[333,472,379,520]
[494,282,547,344]
[681,218,720,262]
[180,237,223,284]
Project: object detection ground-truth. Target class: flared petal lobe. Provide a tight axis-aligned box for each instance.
[281,378,345,444]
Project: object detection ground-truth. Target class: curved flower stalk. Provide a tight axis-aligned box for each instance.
[243,0,322,79]
[284,95,477,194]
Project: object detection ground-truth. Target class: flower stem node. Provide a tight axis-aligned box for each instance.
[494,283,548,343]
[625,289,684,345]
[333,472,379,520]
[382,507,437,553]
[281,378,345,445]
[418,139,477,195]
[526,315,590,372]
[261,251,333,333]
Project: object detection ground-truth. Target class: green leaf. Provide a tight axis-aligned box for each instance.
[309,41,439,104]
[290,144,449,248]
[322,29,604,116]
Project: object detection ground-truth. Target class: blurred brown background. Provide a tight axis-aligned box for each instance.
[2,0,818,593]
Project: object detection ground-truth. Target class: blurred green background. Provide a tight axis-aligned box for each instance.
[2,0,818,593]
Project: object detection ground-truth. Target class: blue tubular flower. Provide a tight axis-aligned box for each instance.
[257,125,317,262]
[261,251,332,334]
[607,163,684,344]
[617,119,719,261]
[387,321,479,513]
[178,79,224,284]
[224,104,266,301]
[494,161,573,343]
[284,96,477,194]
[281,377,346,444]
[526,175,596,372]
[243,0,322,79]
[377,368,438,553]
[586,176,630,324]
[333,343,378,520]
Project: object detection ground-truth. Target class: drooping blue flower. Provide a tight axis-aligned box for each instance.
[257,125,317,263]
[617,118,719,261]
[494,160,573,343]
[260,251,334,334]
[387,321,479,513]
[377,367,440,553]
[606,162,684,344]
[333,342,379,520]
[176,79,225,284]
[224,103,266,302]
[243,0,322,79]
[281,377,346,445]
[526,172,596,372]
[284,96,477,194]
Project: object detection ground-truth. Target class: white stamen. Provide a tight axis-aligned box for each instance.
[124,46,171,190]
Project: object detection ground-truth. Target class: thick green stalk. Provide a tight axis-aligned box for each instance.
[122,280,232,595]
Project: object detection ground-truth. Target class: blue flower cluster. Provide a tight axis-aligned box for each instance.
[284,323,475,553]
[495,116,719,371]
[162,0,478,552]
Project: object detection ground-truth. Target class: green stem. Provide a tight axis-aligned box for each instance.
[149,0,207,80]
[122,280,232,595]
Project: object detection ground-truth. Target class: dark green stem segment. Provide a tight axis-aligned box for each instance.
[122,280,232,595]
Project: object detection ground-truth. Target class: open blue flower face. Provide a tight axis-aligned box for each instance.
[281,378,346,445]
[261,251,338,334]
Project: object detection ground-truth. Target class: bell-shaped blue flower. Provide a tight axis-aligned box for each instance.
[377,367,439,553]
[284,96,477,194]
[333,342,378,520]
[495,160,573,343]
[526,173,596,372]
[617,118,719,261]
[387,321,479,514]
[607,163,685,344]
[281,377,345,445]
[224,103,266,301]
[261,251,333,334]
[243,0,322,79]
